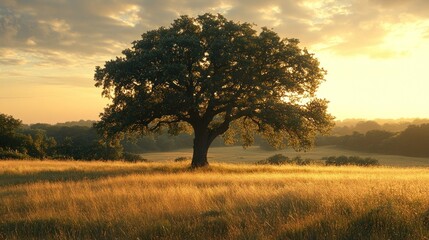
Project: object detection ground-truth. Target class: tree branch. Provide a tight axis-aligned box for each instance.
[148,118,183,131]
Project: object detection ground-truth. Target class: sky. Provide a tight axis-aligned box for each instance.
[1,0,429,124]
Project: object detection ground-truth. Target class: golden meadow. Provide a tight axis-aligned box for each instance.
[1,160,429,239]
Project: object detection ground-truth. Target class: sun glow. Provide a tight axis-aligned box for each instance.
[381,19,429,56]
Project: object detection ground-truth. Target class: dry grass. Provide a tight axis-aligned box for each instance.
[1,160,429,239]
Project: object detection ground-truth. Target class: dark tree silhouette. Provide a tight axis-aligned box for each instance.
[0,113,23,151]
[94,13,333,167]
[0,113,21,136]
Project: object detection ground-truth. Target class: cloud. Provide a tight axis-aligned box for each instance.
[0,57,26,65]
[0,48,26,65]
[0,1,140,55]
[286,0,429,57]
[1,0,429,71]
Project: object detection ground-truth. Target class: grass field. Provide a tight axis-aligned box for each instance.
[1,160,429,239]
[142,145,429,167]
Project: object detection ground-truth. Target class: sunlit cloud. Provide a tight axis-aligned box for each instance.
[210,2,233,15]
[25,38,37,46]
[300,0,352,25]
[38,18,71,33]
[291,0,429,58]
[0,57,26,65]
[0,48,27,65]
[259,6,282,27]
[109,5,141,27]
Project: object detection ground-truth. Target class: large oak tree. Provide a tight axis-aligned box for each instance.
[94,13,333,167]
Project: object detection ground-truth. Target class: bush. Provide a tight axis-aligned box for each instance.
[323,155,379,166]
[257,154,288,165]
[291,156,312,166]
[175,156,191,162]
[123,152,147,162]
[257,154,311,165]
[0,148,29,159]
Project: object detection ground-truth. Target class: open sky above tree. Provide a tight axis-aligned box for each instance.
[1,0,429,123]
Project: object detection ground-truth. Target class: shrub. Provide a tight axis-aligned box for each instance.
[123,152,147,162]
[0,148,29,159]
[257,154,312,165]
[323,155,379,166]
[175,156,191,162]
[291,156,312,166]
[257,154,289,165]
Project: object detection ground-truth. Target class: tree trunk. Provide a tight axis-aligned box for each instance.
[191,127,211,168]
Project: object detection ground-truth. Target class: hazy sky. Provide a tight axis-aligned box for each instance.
[1,0,429,124]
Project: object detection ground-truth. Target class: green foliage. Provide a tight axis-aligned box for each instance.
[257,154,311,165]
[94,13,333,166]
[0,113,125,160]
[0,113,21,135]
[387,124,429,157]
[257,135,284,151]
[323,156,379,166]
[0,113,56,159]
[337,130,395,153]
[323,123,429,158]
[20,128,57,158]
[122,133,195,152]
[34,124,124,160]
[0,113,24,151]
[55,120,96,127]
[0,148,29,159]
[258,154,288,165]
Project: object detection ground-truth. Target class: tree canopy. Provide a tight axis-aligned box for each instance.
[0,113,21,136]
[94,13,334,167]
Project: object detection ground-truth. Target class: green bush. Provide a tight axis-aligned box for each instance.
[291,156,312,166]
[257,154,311,165]
[0,148,29,159]
[257,154,288,165]
[323,155,379,166]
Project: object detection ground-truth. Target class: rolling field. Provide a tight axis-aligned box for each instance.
[142,145,429,167]
[1,159,429,239]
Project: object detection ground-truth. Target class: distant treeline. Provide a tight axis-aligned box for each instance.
[0,114,123,160]
[1,113,429,160]
[331,119,429,135]
[0,113,232,160]
[317,124,429,157]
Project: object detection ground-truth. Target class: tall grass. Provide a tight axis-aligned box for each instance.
[1,160,429,239]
